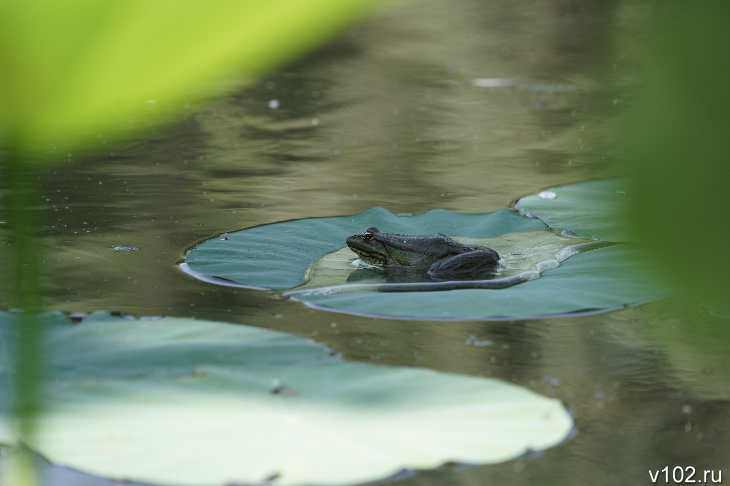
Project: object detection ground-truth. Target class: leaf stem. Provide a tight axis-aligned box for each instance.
[1,150,44,485]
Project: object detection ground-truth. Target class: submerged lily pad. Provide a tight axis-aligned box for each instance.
[0,311,573,486]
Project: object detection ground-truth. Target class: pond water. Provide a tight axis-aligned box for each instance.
[2,0,730,483]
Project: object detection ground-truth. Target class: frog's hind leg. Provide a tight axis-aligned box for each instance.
[428,250,500,277]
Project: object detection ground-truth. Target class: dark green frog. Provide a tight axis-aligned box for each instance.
[346,227,500,277]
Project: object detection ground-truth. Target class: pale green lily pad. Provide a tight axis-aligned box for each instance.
[516,179,630,242]
[0,311,573,486]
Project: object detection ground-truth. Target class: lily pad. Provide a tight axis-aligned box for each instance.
[185,207,546,290]
[185,206,674,319]
[0,311,573,486]
[292,245,675,320]
[516,179,630,242]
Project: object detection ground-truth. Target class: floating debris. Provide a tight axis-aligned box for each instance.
[111,245,141,252]
[468,78,576,93]
[538,191,557,200]
[468,78,516,88]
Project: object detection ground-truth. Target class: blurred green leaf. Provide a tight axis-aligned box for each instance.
[623,1,730,310]
[0,0,387,153]
[0,2,390,484]
[630,295,730,401]
[0,311,573,486]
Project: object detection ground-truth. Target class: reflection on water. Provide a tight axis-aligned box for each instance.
[2,0,730,484]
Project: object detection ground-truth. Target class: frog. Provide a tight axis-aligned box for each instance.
[345,227,500,278]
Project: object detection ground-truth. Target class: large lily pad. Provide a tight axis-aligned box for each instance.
[292,244,674,319]
[0,311,573,486]
[185,205,674,319]
[185,207,546,290]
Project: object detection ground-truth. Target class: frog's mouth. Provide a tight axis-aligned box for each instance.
[349,248,388,265]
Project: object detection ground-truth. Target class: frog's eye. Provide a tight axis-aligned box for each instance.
[363,231,374,241]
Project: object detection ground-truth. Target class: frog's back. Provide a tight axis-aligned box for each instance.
[376,231,473,265]
[348,227,499,269]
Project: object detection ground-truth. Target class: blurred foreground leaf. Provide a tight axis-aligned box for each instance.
[0,2,389,484]
[630,295,730,401]
[0,0,388,154]
[0,311,573,486]
[623,1,730,310]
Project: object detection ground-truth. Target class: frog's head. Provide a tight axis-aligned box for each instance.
[346,227,392,265]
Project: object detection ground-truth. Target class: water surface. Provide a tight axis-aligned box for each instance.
[1,0,729,483]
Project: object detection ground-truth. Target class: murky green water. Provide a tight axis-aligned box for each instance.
[2,0,729,483]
